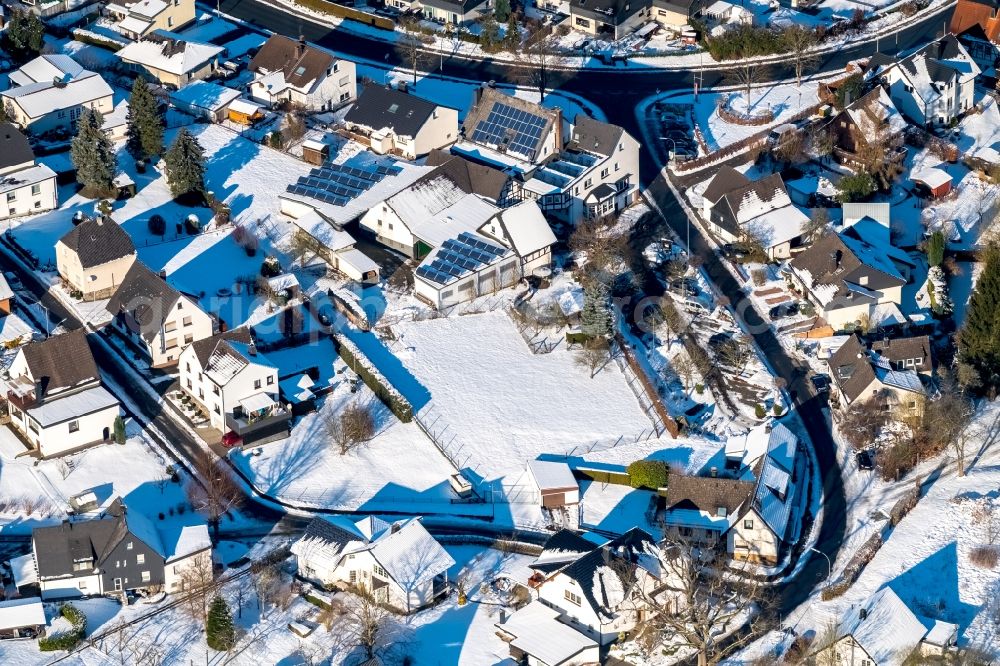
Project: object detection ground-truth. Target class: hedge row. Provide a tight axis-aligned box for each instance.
[293,0,394,30]
[71,28,125,52]
[335,335,414,423]
[39,604,87,652]
[573,466,632,486]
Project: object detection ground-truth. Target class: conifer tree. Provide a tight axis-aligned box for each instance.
[5,9,44,63]
[960,243,1000,392]
[205,595,236,651]
[494,0,511,22]
[581,280,613,338]
[164,128,206,201]
[126,77,164,162]
[70,109,116,197]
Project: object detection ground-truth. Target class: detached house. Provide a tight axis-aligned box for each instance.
[178,329,290,446]
[108,0,196,39]
[950,0,1000,72]
[568,0,647,40]
[818,587,958,665]
[31,498,211,600]
[700,167,809,259]
[788,222,915,332]
[344,84,459,160]
[117,31,224,88]
[420,0,491,25]
[106,262,215,368]
[827,88,908,167]
[662,422,806,565]
[56,216,137,301]
[871,35,980,127]
[291,515,454,614]
[2,55,114,134]
[0,122,58,220]
[828,334,926,413]
[5,330,120,459]
[248,35,356,111]
[530,528,675,645]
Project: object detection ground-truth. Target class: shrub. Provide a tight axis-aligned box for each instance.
[837,171,876,203]
[626,460,670,490]
[260,256,282,278]
[148,214,166,236]
[754,403,766,419]
[970,545,998,569]
[773,403,784,416]
[39,604,86,651]
[695,383,704,393]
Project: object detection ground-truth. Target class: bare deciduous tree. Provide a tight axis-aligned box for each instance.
[919,373,975,475]
[326,402,376,455]
[575,337,611,379]
[568,215,630,281]
[99,619,168,665]
[396,19,433,86]
[186,450,243,542]
[346,584,391,661]
[725,62,770,113]
[251,559,281,617]
[783,25,819,86]
[673,355,696,391]
[716,334,752,373]
[507,32,566,102]
[178,551,215,622]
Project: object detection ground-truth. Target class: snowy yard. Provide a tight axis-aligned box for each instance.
[391,311,655,482]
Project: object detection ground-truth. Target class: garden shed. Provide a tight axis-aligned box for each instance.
[527,460,579,509]
[911,168,953,198]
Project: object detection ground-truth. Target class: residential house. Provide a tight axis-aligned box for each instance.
[870,335,933,374]
[56,216,137,301]
[651,0,703,30]
[4,329,120,459]
[1,55,114,134]
[788,223,915,332]
[413,232,520,308]
[454,88,641,224]
[530,528,674,645]
[344,84,459,160]
[700,167,809,259]
[107,0,196,39]
[478,200,558,277]
[420,0,491,25]
[31,498,211,600]
[0,597,46,639]
[291,515,455,614]
[817,587,958,666]
[568,0,647,40]
[248,35,356,111]
[105,262,215,368]
[117,31,224,88]
[662,422,806,565]
[178,329,291,445]
[872,35,980,127]
[169,81,242,122]
[827,334,926,413]
[827,88,908,167]
[950,0,1000,71]
[0,122,58,220]
[494,600,600,666]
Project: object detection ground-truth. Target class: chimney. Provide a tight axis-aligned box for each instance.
[553,107,564,152]
[158,269,167,280]
[391,522,401,534]
[247,340,257,357]
[829,251,839,272]
[710,466,718,478]
[296,35,306,59]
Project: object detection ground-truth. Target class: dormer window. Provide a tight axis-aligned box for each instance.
[716,507,727,518]
[859,275,868,286]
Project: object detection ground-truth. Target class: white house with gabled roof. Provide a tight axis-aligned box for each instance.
[2,55,114,134]
[291,515,454,614]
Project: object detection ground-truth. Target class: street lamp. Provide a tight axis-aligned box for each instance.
[809,546,832,582]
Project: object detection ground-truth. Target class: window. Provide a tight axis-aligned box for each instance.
[187,379,193,389]
[6,192,15,203]
[349,570,357,583]
[267,376,274,385]
[31,184,40,196]
[564,590,581,605]
[113,578,122,591]
[177,302,183,310]
[184,334,193,344]
[141,571,151,582]
[186,363,191,373]
[127,542,134,550]
[79,581,87,589]
[68,420,79,433]
[575,16,590,27]
[137,553,145,564]
[199,389,204,400]
[213,385,220,396]
[165,338,178,350]
[167,16,173,27]
[743,519,753,530]
[182,316,192,326]
[601,168,609,178]
[214,405,221,415]
[254,379,262,390]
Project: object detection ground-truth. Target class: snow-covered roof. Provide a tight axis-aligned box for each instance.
[160,524,211,562]
[0,273,13,303]
[751,423,799,539]
[745,204,810,250]
[556,287,584,317]
[26,385,119,428]
[337,248,379,276]
[496,600,597,665]
[267,273,299,292]
[911,167,953,190]
[387,172,482,234]
[301,139,327,152]
[128,0,168,19]
[838,588,930,666]
[492,200,556,258]
[279,374,315,403]
[846,88,907,139]
[527,459,577,492]
[411,193,498,249]
[922,618,958,647]
[228,98,263,116]
[103,99,129,131]
[119,15,153,35]
[9,553,38,587]
[0,597,45,630]
[290,210,357,252]
[0,164,57,195]
[171,81,241,112]
[871,301,908,328]
[117,32,224,76]
[367,518,455,591]
[9,54,83,87]
[3,71,113,121]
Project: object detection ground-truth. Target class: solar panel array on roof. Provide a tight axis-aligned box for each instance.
[415,232,509,286]
[471,102,548,159]
[284,162,403,208]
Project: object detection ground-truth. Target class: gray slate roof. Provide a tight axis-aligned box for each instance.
[702,166,750,205]
[664,474,755,515]
[105,262,182,343]
[570,114,624,156]
[829,334,879,404]
[58,216,136,270]
[0,122,35,171]
[425,151,510,202]
[346,85,450,138]
[21,328,100,396]
[190,327,253,368]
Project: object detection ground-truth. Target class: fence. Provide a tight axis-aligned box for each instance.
[293,0,395,30]
[612,336,679,438]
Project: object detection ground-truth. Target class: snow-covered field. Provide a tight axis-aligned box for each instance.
[391,311,655,482]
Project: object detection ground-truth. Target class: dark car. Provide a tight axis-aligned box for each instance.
[810,374,830,393]
[769,302,799,320]
[856,450,875,471]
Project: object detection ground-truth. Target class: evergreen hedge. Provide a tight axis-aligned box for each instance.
[38,604,87,652]
[626,460,670,490]
[335,335,413,422]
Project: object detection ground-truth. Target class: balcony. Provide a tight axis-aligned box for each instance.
[5,375,38,411]
[224,393,292,445]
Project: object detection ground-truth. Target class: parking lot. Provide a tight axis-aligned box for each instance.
[651,102,698,159]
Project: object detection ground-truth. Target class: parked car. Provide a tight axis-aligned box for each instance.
[221,431,242,448]
[769,302,799,320]
[856,450,875,471]
[810,374,830,394]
